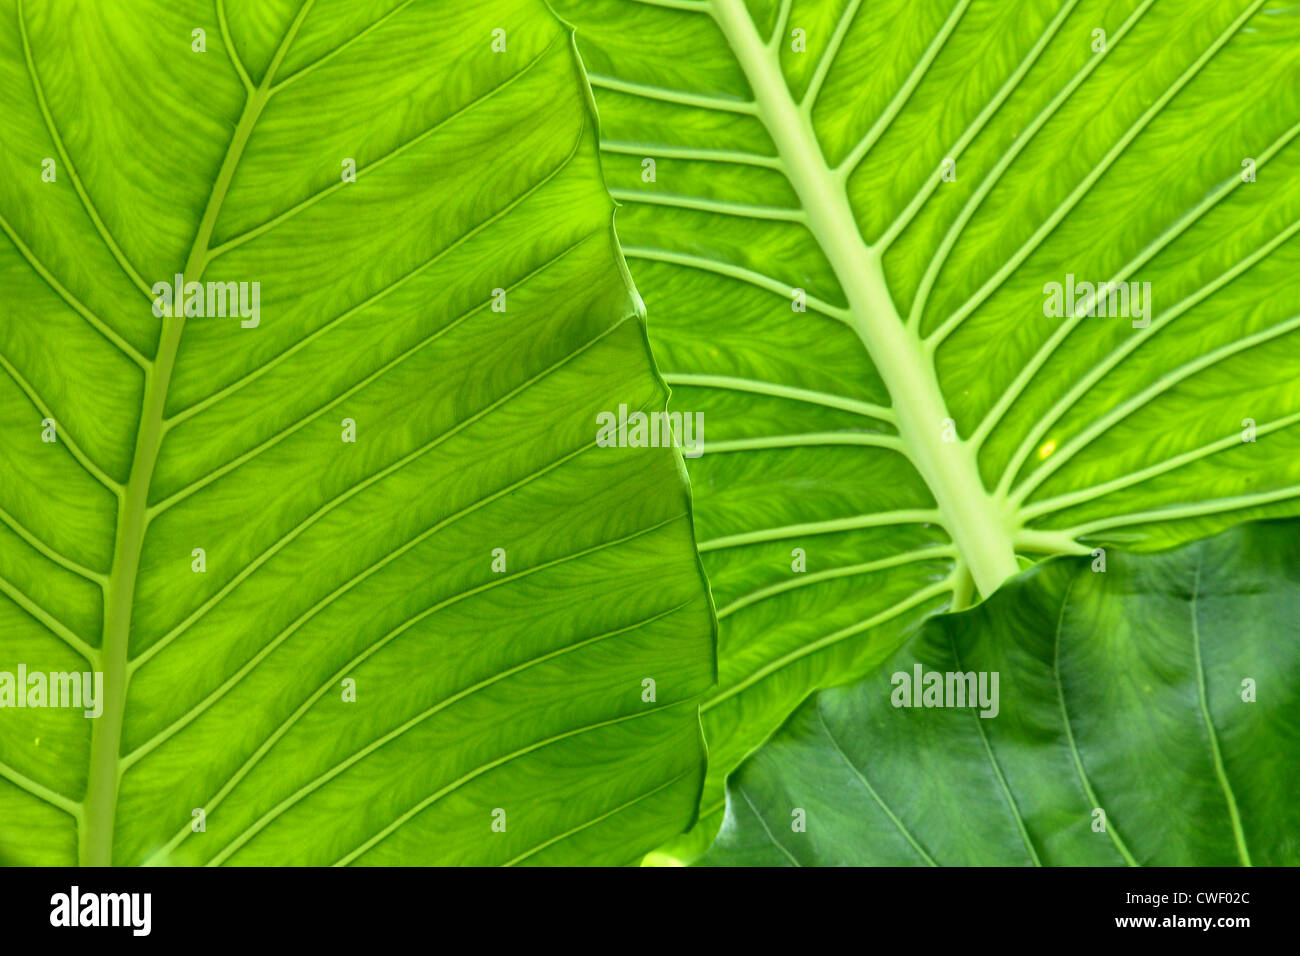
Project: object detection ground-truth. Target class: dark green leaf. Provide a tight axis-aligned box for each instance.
[704,519,1299,866]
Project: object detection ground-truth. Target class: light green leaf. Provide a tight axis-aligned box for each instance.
[0,0,714,866]
[555,0,1300,848]
[703,518,1300,866]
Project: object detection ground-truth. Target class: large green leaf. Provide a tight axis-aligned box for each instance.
[703,518,1300,866]
[556,0,1300,849]
[0,0,714,865]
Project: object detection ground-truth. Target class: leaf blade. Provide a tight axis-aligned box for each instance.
[557,0,1300,852]
[0,0,715,866]
[703,518,1300,866]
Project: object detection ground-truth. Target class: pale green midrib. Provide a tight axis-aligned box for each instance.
[1189,562,1253,866]
[85,329,176,867]
[80,73,281,866]
[709,0,1019,598]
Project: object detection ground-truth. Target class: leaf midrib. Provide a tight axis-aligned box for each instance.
[82,2,316,866]
[708,0,1021,598]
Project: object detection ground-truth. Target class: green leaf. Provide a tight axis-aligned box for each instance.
[555,0,1300,847]
[703,518,1300,866]
[0,0,714,866]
